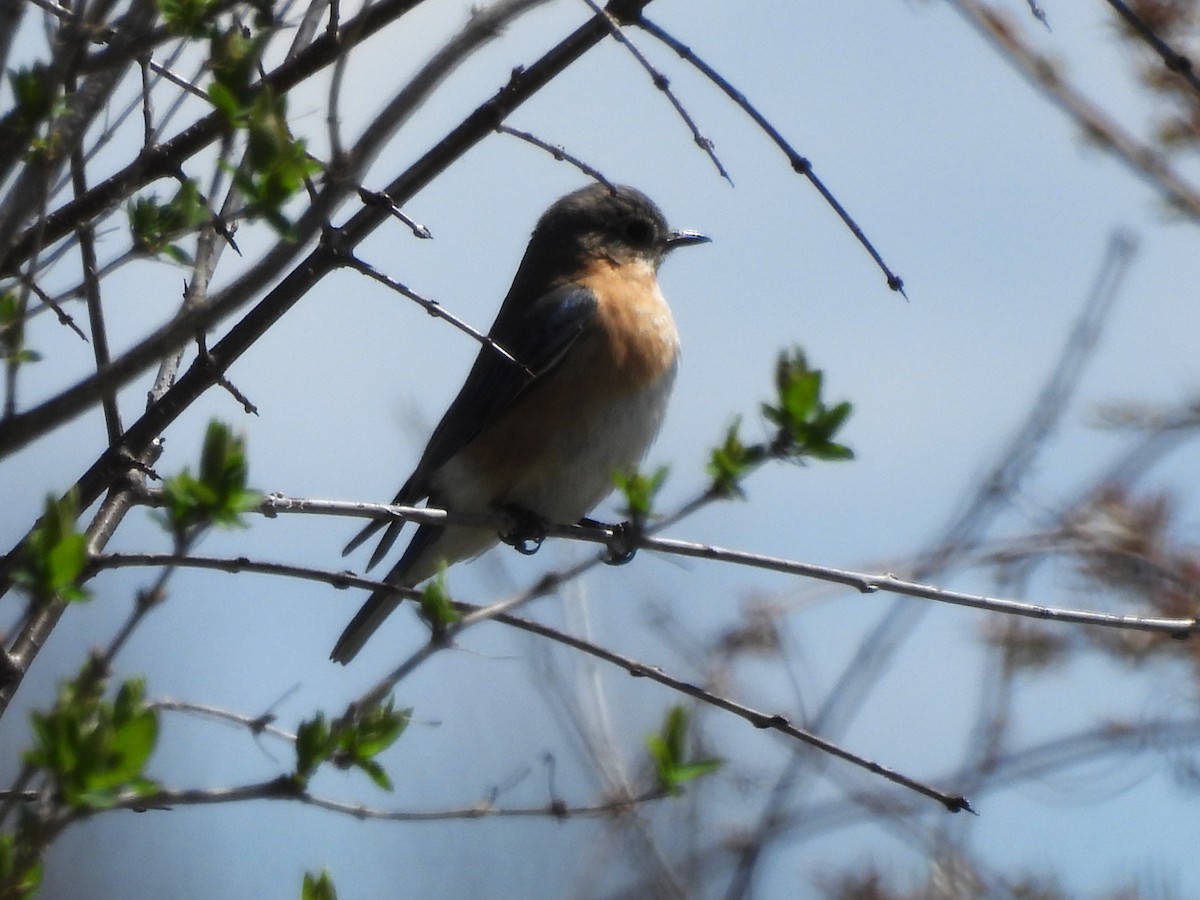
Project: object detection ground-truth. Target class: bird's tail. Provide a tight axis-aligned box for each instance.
[331,524,443,664]
[329,589,403,665]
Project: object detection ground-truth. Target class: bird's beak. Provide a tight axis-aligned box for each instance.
[665,229,711,250]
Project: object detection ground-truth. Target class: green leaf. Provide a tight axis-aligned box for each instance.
[156,421,260,544]
[706,419,757,499]
[157,0,221,37]
[302,869,338,900]
[0,829,43,899]
[0,291,39,370]
[344,700,409,759]
[295,700,409,791]
[293,714,333,785]
[13,491,90,604]
[208,25,260,110]
[25,674,160,810]
[418,569,460,629]
[646,706,720,795]
[206,80,243,125]
[8,65,56,138]
[128,179,208,260]
[614,465,669,522]
[761,348,855,464]
[354,758,392,792]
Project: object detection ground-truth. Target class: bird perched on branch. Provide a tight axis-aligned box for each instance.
[332,183,708,663]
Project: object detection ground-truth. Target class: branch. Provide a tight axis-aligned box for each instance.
[636,16,906,296]
[92,551,968,811]
[0,0,658,463]
[949,0,1200,221]
[141,491,1200,637]
[1102,0,1200,97]
[495,123,617,191]
[579,0,731,184]
[93,776,666,821]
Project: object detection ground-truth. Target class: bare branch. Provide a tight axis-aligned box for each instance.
[92,550,967,811]
[496,123,617,191]
[949,0,1200,221]
[579,0,731,184]
[1103,0,1200,97]
[340,253,530,376]
[636,17,907,296]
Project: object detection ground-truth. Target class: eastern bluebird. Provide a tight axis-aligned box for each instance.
[332,184,708,663]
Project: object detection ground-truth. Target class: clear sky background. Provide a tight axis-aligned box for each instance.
[4,0,1200,897]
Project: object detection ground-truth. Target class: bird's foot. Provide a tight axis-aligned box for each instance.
[500,505,548,556]
[579,517,641,566]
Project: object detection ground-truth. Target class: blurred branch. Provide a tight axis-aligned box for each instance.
[0,0,658,462]
[949,0,1200,221]
[721,229,1140,896]
[1103,0,1200,97]
[93,777,667,821]
[92,551,969,812]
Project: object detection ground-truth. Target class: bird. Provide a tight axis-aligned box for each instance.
[332,183,708,663]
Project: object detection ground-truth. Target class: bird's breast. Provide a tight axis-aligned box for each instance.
[577,258,680,389]
[435,258,680,522]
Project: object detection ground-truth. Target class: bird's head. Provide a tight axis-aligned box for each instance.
[530,183,709,271]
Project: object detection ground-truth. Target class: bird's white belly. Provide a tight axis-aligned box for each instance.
[436,359,677,524]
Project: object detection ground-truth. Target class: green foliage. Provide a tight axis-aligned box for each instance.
[614,465,669,522]
[418,568,461,631]
[157,0,222,37]
[208,25,262,114]
[763,348,854,462]
[0,292,40,367]
[705,347,854,499]
[156,421,261,546]
[706,418,761,499]
[7,65,55,140]
[302,869,338,900]
[646,706,720,796]
[294,700,410,791]
[207,24,320,236]
[231,88,321,237]
[127,179,209,263]
[25,676,159,810]
[13,491,89,605]
[0,821,44,900]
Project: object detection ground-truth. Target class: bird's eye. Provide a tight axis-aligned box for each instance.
[623,218,654,245]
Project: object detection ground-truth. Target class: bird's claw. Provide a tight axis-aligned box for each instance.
[500,505,548,556]
[603,520,640,566]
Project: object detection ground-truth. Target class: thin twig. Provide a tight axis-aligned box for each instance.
[949,0,1200,221]
[1103,0,1200,96]
[69,117,122,444]
[495,123,616,191]
[355,187,432,239]
[636,17,906,297]
[145,56,211,103]
[11,272,87,341]
[579,0,731,184]
[152,697,298,742]
[340,253,531,376]
[92,551,967,811]
[91,776,663,821]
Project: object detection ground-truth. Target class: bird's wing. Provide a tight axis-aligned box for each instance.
[344,283,598,568]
